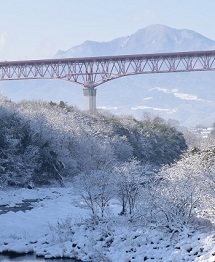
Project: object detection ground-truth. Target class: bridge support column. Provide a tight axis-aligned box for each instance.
[83,87,97,112]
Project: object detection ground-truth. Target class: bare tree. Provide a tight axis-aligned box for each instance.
[73,170,115,221]
[114,160,142,217]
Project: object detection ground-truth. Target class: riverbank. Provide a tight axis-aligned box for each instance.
[1,185,215,261]
[0,254,79,262]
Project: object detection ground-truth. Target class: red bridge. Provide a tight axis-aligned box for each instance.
[1,50,215,111]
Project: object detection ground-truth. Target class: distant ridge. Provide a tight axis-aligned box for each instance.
[56,24,215,58]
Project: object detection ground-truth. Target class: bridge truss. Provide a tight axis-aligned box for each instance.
[0,50,215,111]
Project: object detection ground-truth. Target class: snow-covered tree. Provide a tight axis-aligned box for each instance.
[153,145,215,230]
[114,159,143,216]
[0,93,188,189]
[73,170,115,221]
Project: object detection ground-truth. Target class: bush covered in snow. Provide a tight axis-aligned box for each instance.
[0,106,64,188]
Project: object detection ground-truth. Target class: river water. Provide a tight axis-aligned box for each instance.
[0,254,80,261]
[0,200,81,261]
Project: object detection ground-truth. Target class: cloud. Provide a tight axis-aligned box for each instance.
[0,32,7,50]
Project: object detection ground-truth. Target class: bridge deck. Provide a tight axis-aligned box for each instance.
[0,50,215,88]
[1,49,215,65]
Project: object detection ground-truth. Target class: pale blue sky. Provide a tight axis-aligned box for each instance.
[0,0,214,60]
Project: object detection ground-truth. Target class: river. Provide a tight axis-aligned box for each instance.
[0,254,80,261]
[0,200,81,261]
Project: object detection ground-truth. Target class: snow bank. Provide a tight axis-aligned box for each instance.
[1,186,215,261]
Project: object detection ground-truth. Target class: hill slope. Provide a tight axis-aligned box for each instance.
[0,98,187,188]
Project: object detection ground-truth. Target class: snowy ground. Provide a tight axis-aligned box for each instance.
[0,185,215,261]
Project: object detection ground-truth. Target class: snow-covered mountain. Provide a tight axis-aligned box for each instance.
[56,24,215,58]
[1,24,215,127]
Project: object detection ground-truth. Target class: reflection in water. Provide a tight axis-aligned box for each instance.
[0,254,80,261]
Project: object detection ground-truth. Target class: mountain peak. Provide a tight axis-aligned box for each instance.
[142,24,174,32]
[55,25,215,58]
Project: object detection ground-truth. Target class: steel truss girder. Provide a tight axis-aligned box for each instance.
[0,50,215,87]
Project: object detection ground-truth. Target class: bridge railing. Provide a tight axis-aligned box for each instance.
[0,50,215,87]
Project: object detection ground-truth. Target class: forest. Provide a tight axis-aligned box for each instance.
[0,95,188,189]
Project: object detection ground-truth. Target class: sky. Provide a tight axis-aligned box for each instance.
[0,0,215,61]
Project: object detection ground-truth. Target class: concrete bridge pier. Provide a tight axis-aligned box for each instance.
[83,87,97,112]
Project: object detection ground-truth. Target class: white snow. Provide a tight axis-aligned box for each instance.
[97,106,119,110]
[150,87,173,93]
[173,92,205,101]
[143,97,153,100]
[1,185,215,261]
[152,87,206,102]
[131,105,177,114]
[121,36,131,48]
